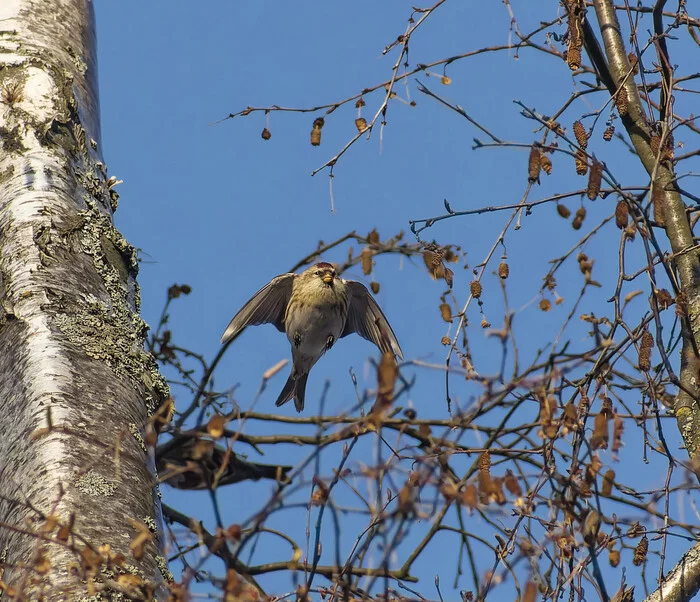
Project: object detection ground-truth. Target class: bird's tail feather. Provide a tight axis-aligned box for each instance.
[275,371,308,412]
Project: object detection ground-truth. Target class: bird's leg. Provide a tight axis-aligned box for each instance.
[325,335,335,350]
[294,332,301,348]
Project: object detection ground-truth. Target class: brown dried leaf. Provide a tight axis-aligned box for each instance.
[439,303,453,323]
[528,145,541,183]
[612,412,624,454]
[504,470,522,497]
[590,411,609,450]
[602,469,615,496]
[461,483,478,509]
[556,203,571,219]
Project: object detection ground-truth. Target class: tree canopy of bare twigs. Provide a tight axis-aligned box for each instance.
[153,2,700,601]
[4,1,700,602]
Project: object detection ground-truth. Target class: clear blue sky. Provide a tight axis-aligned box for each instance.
[95,2,698,599]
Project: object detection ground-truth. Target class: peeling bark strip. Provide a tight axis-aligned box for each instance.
[0,1,169,598]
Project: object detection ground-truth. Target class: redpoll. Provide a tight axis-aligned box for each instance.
[157,434,291,490]
[221,262,403,412]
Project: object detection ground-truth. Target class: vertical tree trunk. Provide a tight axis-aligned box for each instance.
[0,1,169,598]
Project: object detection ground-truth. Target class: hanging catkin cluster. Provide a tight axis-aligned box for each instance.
[565,0,585,70]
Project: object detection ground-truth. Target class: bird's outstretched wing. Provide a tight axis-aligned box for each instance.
[221,273,295,344]
[341,281,403,359]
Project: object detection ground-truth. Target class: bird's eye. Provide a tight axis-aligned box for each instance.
[315,271,321,276]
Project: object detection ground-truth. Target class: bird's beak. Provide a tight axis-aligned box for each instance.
[322,273,334,285]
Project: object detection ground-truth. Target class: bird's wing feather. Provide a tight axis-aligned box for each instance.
[341,281,403,359]
[221,273,295,344]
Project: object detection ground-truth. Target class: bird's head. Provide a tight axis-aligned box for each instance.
[308,262,337,286]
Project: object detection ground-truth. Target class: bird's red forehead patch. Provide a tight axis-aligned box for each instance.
[315,262,334,269]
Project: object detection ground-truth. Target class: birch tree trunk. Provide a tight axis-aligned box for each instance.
[0,1,170,598]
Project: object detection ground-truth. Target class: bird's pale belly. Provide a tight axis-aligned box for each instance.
[286,303,344,356]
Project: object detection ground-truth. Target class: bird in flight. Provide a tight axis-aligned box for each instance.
[221,262,403,412]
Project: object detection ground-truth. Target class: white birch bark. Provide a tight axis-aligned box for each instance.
[0,0,170,598]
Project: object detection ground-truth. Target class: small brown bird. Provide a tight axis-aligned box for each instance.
[221,262,403,412]
[156,434,292,490]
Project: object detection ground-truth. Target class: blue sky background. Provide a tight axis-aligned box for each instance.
[94,2,699,599]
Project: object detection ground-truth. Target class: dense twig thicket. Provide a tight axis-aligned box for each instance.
[149,2,700,601]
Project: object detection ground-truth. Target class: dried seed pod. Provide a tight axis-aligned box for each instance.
[603,125,615,141]
[639,330,653,372]
[540,153,553,175]
[544,273,556,291]
[573,120,588,149]
[633,535,648,566]
[652,183,666,226]
[587,160,603,199]
[602,468,615,496]
[650,134,662,157]
[355,117,368,133]
[608,546,620,567]
[528,145,541,183]
[539,298,552,312]
[577,252,593,278]
[615,87,629,117]
[423,249,443,271]
[557,203,571,219]
[470,280,482,299]
[477,453,493,504]
[574,149,588,175]
[310,117,325,146]
[478,451,491,472]
[567,45,582,71]
[498,262,509,279]
[439,303,453,323]
[370,281,380,294]
[441,75,452,85]
[572,206,586,230]
[261,127,271,140]
[615,200,629,229]
[355,98,366,108]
